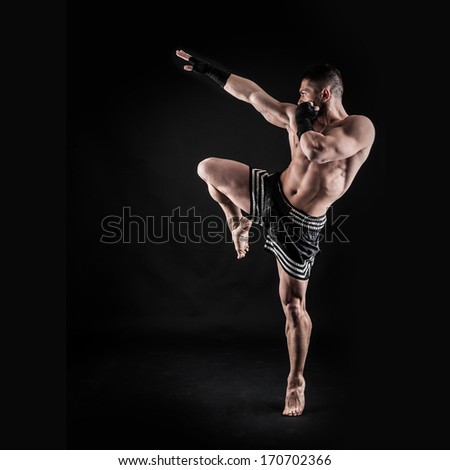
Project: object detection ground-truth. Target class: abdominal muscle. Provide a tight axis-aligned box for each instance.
[280,152,350,217]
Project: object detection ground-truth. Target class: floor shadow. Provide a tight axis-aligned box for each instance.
[68,335,359,449]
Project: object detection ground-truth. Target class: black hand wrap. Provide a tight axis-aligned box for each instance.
[295,102,318,139]
[188,56,231,88]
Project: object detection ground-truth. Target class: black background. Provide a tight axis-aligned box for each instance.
[9,3,446,452]
[67,13,392,448]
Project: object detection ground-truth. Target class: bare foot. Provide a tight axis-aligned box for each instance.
[282,378,305,417]
[230,217,251,259]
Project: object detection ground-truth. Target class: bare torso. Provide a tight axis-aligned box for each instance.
[281,112,371,217]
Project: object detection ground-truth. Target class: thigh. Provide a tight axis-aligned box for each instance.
[201,157,250,213]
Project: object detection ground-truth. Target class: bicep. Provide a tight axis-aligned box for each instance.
[327,128,362,159]
[318,117,375,163]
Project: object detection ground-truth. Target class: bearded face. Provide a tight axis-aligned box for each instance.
[298,79,329,116]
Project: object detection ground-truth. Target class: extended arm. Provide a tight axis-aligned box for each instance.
[176,50,293,129]
[300,115,375,164]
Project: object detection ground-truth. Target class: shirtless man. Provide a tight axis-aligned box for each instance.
[175,50,375,416]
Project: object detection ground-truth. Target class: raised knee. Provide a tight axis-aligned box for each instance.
[197,157,217,181]
[284,299,309,328]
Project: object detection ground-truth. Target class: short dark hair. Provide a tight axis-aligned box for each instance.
[300,64,344,98]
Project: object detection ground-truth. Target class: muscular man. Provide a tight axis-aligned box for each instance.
[175,49,375,416]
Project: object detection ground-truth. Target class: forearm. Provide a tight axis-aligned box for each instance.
[183,50,259,101]
[180,51,289,128]
[302,126,365,164]
[300,132,329,163]
[223,75,262,103]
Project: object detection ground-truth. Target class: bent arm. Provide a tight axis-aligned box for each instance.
[300,115,375,164]
[224,75,294,129]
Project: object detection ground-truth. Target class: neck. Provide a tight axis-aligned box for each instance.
[317,101,347,126]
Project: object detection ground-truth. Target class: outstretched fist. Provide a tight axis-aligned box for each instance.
[176,50,193,71]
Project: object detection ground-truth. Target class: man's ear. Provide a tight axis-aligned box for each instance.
[321,88,331,102]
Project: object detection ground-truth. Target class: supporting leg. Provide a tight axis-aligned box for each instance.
[277,260,311,416]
